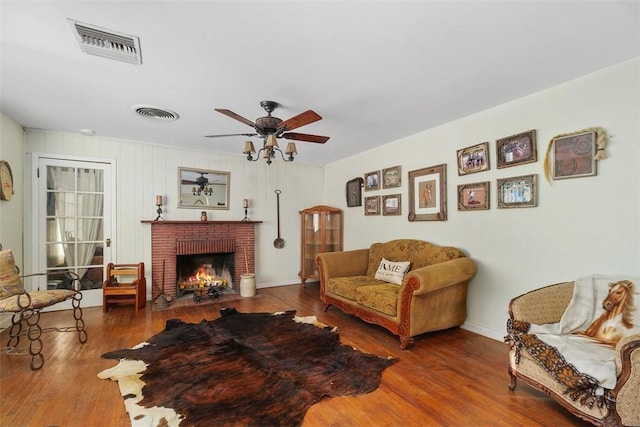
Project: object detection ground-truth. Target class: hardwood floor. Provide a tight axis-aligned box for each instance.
[1,283,586,427]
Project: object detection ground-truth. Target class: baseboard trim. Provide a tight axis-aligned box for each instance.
[461,322,504,342]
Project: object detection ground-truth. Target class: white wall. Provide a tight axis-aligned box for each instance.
[0,114,24,329]
[0,113,24,262]
[22,132,324,297]
[323,59,640,340]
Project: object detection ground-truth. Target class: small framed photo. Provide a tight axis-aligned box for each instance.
[458,181,490,211]
[407,163,447,221]
[364,170,380,191]
[382,166,402,188]
[457,142,489,175]
[497,174,537,208]
[364,196,380,215]
[382,194,402,216]
[496,129,537,168]
[552,130,597,179]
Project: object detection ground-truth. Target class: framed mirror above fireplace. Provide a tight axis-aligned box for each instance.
[178,167,230,210]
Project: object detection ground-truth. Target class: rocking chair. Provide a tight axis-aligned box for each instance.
[0,246,88,370]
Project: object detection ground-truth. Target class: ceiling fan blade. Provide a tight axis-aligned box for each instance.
[282,132,330,144]
[205,133,257,138]
[214,109,257,128]
[277,110,322,131]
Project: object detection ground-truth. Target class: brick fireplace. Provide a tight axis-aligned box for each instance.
[143,220,260,299]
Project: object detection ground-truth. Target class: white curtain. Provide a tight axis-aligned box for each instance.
[47,167,103,281]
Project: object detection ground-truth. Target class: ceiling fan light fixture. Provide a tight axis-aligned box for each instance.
[285,142,297,155]
[265,134,278,148]
[211,101,327,165]
[243,141,256,154]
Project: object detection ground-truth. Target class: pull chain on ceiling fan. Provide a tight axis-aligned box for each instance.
[205,101,330,165]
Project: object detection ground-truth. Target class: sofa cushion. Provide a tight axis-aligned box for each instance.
[326,276,383,301]
[374,258,411,285]
[356,284,400,316]
[366,239,465,277]
[0,249,25,299]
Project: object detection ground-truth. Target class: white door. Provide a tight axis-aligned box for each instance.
[34,156,114,309]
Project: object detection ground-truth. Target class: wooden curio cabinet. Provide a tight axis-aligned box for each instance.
[299,205,343,284]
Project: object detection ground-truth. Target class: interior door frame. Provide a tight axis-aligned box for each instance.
[31,153,116,309]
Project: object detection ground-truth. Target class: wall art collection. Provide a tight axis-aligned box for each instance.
[346,127,607,218]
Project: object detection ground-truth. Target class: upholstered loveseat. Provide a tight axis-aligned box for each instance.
[316,239,477,348]
[505,277,640,426]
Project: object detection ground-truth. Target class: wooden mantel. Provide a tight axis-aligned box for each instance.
[142,220,261,298]
[141,220,263,224]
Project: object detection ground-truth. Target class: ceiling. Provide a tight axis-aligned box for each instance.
[1,1,638,166]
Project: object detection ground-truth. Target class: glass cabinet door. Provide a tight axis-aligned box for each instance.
[299,206,342,284]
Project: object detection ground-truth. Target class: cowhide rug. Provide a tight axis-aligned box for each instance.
[98,309,396,427]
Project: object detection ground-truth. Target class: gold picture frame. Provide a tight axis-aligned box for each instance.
[457,181,490,211]
[457,142,489,175]
[407,164,447,221]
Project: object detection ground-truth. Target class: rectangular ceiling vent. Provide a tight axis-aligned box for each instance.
[68,18,142,65]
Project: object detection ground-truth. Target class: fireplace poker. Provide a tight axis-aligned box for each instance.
[152,259,171,310]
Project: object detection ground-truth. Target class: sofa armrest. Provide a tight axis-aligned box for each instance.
[316,249,370,281]
[405,257,477,295]
[508,282,574,324]
[615,333,640,426]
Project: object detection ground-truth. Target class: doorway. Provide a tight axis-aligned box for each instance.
[33,156,114,308]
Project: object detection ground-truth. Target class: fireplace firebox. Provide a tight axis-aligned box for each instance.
[176,253,234,297]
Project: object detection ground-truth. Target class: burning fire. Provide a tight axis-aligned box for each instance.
[179,264,227,289]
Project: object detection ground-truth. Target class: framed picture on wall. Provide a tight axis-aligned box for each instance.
[382,194,402,215]
[364,170,380,191]
[457,142,489,175]
[552,130,597,179]
[364,195,380,215]
[382,166,402,188]
[497,174,537,208]
[457,181,490,211]
[345,177,364,207]
[496,129,537,169]
[407,163,447,221]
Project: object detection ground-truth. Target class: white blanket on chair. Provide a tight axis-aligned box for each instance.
[529,274,640,390]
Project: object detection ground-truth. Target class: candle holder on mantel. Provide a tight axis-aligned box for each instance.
[242,198,250,221]
[155,195,165,221]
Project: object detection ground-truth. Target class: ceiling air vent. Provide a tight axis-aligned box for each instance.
[68,18,142,64]
[131,105,180,122]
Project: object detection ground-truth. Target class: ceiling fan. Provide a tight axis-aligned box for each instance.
[205,100,330,144]
[181,172,210,190]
